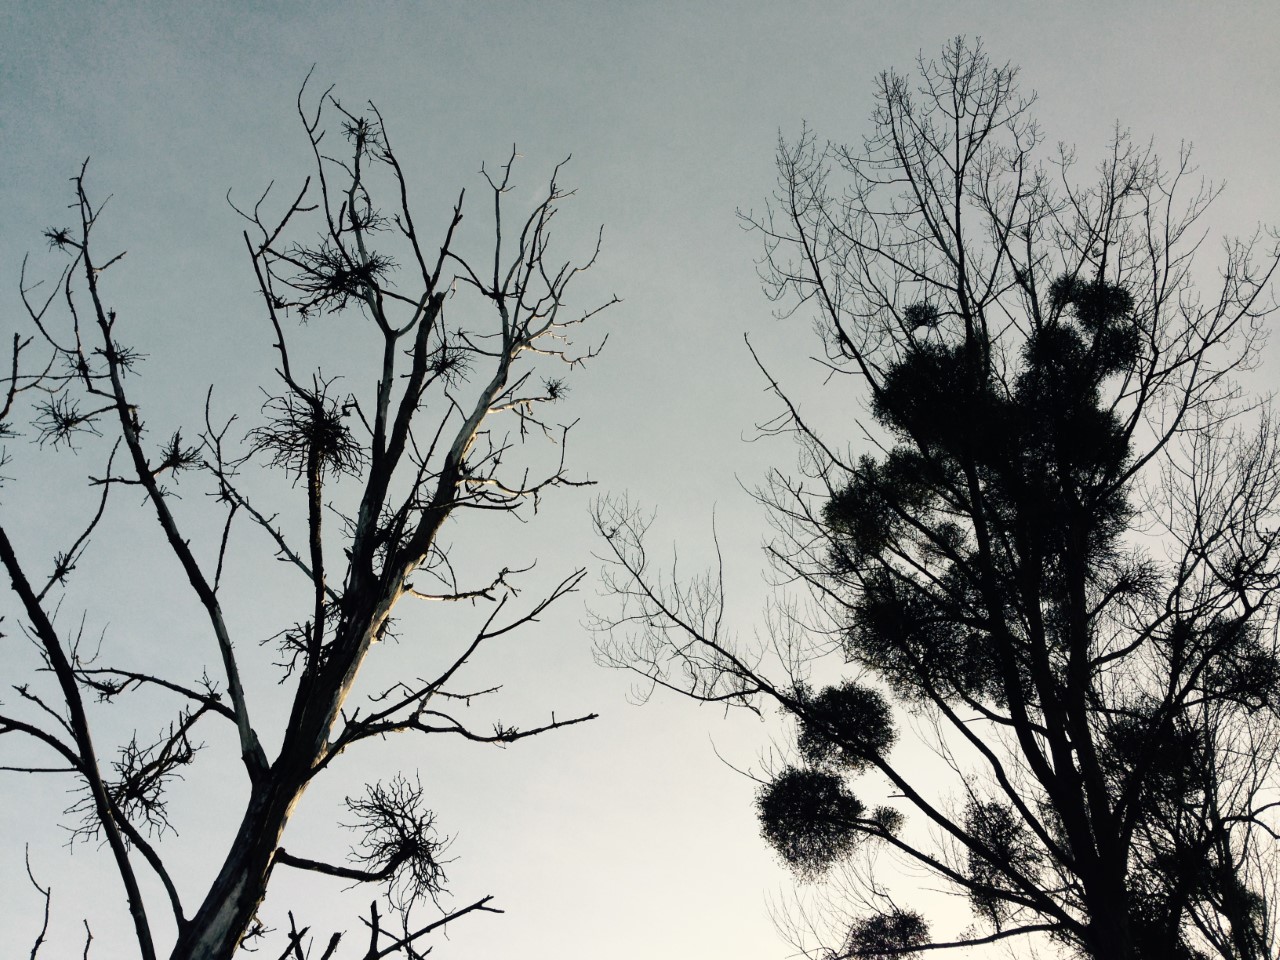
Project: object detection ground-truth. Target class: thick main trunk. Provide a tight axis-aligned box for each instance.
[168,773,305,960]
[1082,867,1138,960]
[1086,916,1138,960]
[170,594,393,960]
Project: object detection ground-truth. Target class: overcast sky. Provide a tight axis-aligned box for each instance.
[3,2,1280,958]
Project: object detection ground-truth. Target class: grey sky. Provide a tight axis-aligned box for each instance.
[3,1,1279,957]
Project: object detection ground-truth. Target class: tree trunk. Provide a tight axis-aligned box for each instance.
[168,775,303,960]
[1084,871,1138,960]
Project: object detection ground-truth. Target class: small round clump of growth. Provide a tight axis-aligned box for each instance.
[756,765,865,877]
[795,681,896,772]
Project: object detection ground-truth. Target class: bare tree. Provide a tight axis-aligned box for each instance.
[2,76,613,960]
[594,38,1280,960]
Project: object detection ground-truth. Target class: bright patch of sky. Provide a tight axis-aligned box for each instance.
[2,1,1278,957]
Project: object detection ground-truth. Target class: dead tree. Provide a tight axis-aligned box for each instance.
[1,76,613,960]
[594,38,1280,960]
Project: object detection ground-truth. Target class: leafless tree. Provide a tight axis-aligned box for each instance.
[2,76,613,960]
[594,38,1280,960]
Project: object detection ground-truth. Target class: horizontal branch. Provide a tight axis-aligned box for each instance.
[74,668,236,721]
[842,922,1060,957]
[344,710,597,749]
[274,848,397,884]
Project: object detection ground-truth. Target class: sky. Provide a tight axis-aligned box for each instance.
[2,1,1280,958]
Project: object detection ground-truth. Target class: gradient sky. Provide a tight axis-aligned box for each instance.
[3,2,1280,958]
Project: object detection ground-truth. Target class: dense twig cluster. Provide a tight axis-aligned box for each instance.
[346,776,450,912]
[247,385,365,480]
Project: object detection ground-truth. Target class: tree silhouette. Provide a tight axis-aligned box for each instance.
[595,38,1280,960]
[2,77,612,960]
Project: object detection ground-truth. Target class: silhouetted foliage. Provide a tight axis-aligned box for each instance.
[757,766,864,877]
[839,908,928,959]
[794,682,896,772]
[596,37,1280,960]
[963,800,1042,929]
